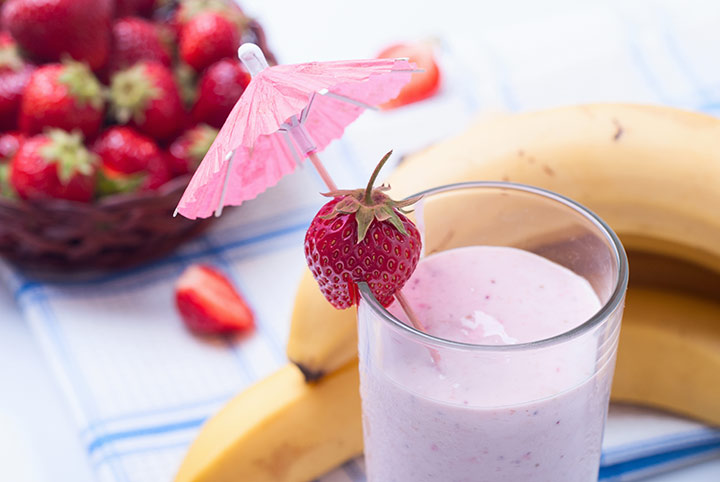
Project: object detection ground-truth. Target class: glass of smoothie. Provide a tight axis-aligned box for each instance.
[357,182,628,482]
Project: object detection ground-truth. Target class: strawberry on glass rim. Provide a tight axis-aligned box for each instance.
[304,151,422,310]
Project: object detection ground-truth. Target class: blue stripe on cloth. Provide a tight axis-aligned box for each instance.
[83,424,720,481]
[92,439,193,469]
[35,291,130,482]
[601,427,720,465]
[14,218,312,300]
[599,440,720,480]
[16,220,309,471]
[198,236,261,381]
[699,104,720,118]
[14,213,312,472]
[79,392,234,436]
[207,244,287,365]
[87,417,207,456]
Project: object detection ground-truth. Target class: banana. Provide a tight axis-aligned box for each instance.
[288,103,720,379]
[179,287,720,482]
[175,361,362,482]
[612,288,720,424]
[287,271,358,381]
[389,103,720,270]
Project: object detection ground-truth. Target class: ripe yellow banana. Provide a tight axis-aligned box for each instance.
[612,288,720,423]
[288,103,720,379]
[389,103,720,270]
[287,271,358,381]
[179,287,720,482]
[175,361,362,482]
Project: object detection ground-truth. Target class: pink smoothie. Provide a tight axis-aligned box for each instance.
[358,246,617,481]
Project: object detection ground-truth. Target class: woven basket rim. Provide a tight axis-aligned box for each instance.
[0,174,191,213]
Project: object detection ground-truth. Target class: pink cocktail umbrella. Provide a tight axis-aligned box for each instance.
[175,43,431,341]
[175,43,418,220]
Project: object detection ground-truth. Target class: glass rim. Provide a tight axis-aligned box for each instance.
[357,181,629,352]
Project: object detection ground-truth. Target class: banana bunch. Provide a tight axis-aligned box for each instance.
[176,104,720,482]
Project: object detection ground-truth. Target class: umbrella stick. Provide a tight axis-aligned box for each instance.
[395,291,426,331]
[308,151,428,345]
[395,291,442,367]
[308,152,338,191]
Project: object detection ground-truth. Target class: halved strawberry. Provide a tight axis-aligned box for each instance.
[378,41,441,109]
[175,264,255,334]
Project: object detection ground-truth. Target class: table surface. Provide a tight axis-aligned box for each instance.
[1,0,719,480]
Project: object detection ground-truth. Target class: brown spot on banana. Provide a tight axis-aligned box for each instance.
[613,118,624,141]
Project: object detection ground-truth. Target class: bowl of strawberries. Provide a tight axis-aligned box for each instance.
[0,0,275,270]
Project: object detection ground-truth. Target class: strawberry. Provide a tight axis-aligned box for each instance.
[10,129,97,202]
[0,32,34,131]
[378,41,441,109]
[304,151,422,309]
[166,124,217,176]
[19,61,105,139]
[109,61,185,141]
[0,131,24,198]
[2,0,113,70]
[92,126,171,193]
[106,17,172,74]
[174,62,197,108]
[173,0,246,29]
[115,0,156,18]
[0,131,24,163]
[175,264,255,334]
[179,11,239,72]
[191,59,250,128]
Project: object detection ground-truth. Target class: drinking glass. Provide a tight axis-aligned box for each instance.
[357,182,628,482]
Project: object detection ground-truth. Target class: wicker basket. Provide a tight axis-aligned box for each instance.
[0,21,275,271]
[0,176,213,270]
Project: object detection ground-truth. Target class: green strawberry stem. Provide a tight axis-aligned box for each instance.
[364,150,392,204]
[40,130,97,185]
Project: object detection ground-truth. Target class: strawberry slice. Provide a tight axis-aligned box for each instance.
[378,41,441,109]
[175,265,255,334]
